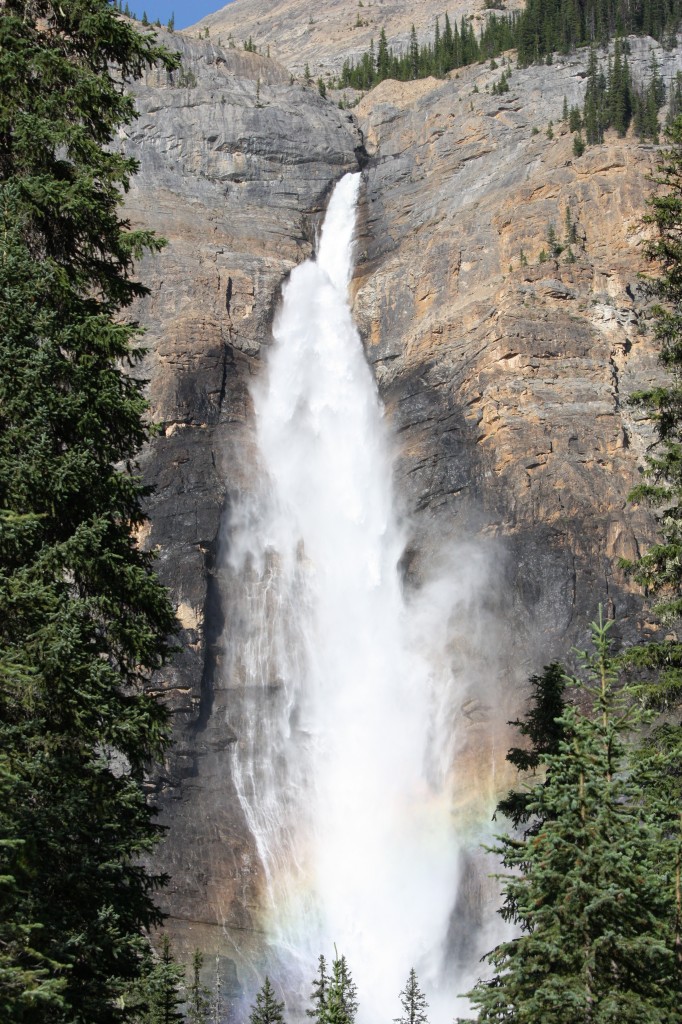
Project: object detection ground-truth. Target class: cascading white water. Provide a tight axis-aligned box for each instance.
[226,173,499,1022]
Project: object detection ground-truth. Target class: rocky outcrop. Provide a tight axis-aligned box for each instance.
[352,36,677,666]
[120,29,363,1005]
[189,0,524,81]
[124,20,681,1014]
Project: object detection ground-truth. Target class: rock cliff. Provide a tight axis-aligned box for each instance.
[122,20,680,1015]
[353,36,674,665]
[190,0,524,81]
[120,30,363,1005]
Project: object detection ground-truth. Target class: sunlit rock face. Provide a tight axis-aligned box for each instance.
[188,0,526,82]
[120,30,364,1009]
[124,21,682,1021]
[352,37,682,665]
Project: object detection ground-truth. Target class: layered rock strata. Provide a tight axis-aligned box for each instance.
[190,0,524,82]
[121,30,363,1005]
[124,23,680,1014]
[353,36,678,666]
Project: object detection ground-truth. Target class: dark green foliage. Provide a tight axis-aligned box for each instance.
[634,52,666,142]
[173,62,198,88]
[187,949,212,1024]
[463,615,680,1024]
[395,968,428,1024]
[617,117,682,798]
[496,662,567,831]
[579,37,667,147]
[340,0,682,92]
[249,978,286,1024]
[609,39,633,136]
[547,222,562,255]
[565,204,578,244]
[337,13,518,90]
[573,130,586,155]
[666,72,682,127]
[583,45,605,143]
[625,118,682,623]
[569,103,582,131]
[136,937,185,1024]
[0,1,178,1021]
[491,70,510,95]
[377,28,391,79]
[517,0,682,66]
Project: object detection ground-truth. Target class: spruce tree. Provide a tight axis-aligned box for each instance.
[325,953,358,1024]
[137,936,185,1024]
[377,29,390,81]
[462,613,679,1024]
[617,114,682,841]
[0,2,178,1021]
[187,949,212,1024]
[249,977,286,1024]
[495,662,566,832]
[395,968,428,1024]
[409,25,419,80]
[307,954,329,1024]
[627,115,682,635]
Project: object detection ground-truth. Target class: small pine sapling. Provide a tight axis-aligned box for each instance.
[187,949,212,1024]
[307,954,329,1024]
[395,968,429,1024]
[249,977,286,1024]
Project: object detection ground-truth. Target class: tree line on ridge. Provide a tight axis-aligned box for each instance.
[337,0,682,90]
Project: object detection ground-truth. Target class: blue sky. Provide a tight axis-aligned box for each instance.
[130,0,232,30]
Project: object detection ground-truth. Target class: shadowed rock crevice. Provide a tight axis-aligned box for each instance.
[126,25,681,1008]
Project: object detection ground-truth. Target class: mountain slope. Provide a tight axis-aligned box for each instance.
[188,0,524,79]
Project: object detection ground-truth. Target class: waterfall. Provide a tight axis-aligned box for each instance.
[225,173,498,1022]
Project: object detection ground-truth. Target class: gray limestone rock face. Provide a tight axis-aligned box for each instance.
[189,0,526,81]
[126,24,680,1016]
[121,29,363,1007]
[351,39,681,668]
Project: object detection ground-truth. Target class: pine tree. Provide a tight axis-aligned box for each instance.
[377,28,390,81]
[617,114,682,805]
[137,936,185,1024]
[495,662,566,831]
[307,955,329,1024]
[249,977,287,1024]
[409,25,419,80]
[583,45,605,145]
[569,104,582,132]
[326,953,358,1024]
[187,949,212,1024]
[624,116,682,652]
[395,968,428,1024]
[0,2,178,1021]
[462,613,680,1024]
